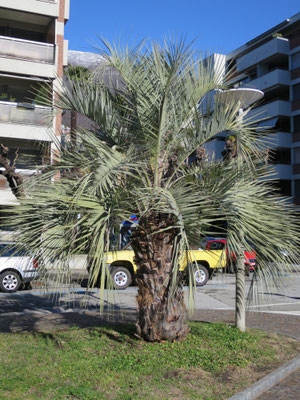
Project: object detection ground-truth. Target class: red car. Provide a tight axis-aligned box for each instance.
[199,237,256,272]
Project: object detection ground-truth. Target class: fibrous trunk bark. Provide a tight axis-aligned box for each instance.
[131,213,189,342]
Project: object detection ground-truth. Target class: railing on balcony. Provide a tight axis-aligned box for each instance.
[236,37,289,73]
[0,101,52,126]
[0,36,55,64]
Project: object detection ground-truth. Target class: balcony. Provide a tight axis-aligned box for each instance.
[0,101,52,126]
[263,132,292,148]
[236,38,289,73]
[0,0,59,17]
[249,100,291,121]
[0,36,55,64]
[0,101,52,141]
[270,164,292,180]
[247,69,290,92]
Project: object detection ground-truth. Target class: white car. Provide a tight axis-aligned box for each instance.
[0,242,39,293]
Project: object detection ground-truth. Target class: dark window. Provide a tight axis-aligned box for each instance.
[293,83,300,102]
[6,148,42,169]
[295,179,300,198]
[294,115,300,133]
[199,239,208,250]
[294,147,300,164]
[276,117,290,132]
[269,148,291,164]
[209,241,225,250]
[0,26,46,43]
[270,180,292,197]
[0,244,28,257]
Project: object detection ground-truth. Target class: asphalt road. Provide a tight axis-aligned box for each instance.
[0,272,299,317]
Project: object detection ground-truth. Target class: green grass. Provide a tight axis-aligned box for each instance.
[0,322,299,400]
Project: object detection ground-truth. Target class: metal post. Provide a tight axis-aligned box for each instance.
[235,246,245,331]
[235,106,246,332]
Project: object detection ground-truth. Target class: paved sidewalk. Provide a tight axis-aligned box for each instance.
[191,309,300,340]
[257,369,300,400]
[1,307,299,339]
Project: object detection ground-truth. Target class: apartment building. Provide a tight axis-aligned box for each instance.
[0,0,69,205]
[221,12,300,204]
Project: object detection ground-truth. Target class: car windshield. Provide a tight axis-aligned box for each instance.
[0,244,29,257]
[199,240,208,249]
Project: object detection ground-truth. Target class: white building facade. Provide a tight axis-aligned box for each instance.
[222,12,300,204]
[0,0,69,205]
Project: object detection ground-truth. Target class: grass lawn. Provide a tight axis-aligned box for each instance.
[0,322,299,400]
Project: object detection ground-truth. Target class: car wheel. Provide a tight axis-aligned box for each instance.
[111,267,132,290]
[0,271,22,293]
[193,265,209,287]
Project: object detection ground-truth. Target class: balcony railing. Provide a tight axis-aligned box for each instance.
[247,69,290,92]
[0,101,52,126]
[249,100,291,120]
[236,37,289,73]
[0,36,55,64]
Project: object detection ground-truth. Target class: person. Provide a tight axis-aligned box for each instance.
[120,215,138,248]
[222,136,237,161]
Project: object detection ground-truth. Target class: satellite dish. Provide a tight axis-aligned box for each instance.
[215,88,264,109]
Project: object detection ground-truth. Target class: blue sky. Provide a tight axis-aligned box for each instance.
[65,1,300,54]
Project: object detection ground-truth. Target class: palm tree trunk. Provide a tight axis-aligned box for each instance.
[131,213,189,342]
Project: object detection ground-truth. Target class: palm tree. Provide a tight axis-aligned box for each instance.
[7,39,300,342]
[64,65,91,148]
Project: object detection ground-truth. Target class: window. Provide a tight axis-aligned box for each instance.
[293,83,300,102]
[0,26,46,43]
[269,148,291,164]
[270,180,291,197]
[295,148,300,164]
[276,117,290,132]
[209,241,225,250]
[6,148,42,169]
[199,239,208,250]
[291,52,300,70]
[295,179,300,198]
[294,115,300,133]
[0,244,28,257]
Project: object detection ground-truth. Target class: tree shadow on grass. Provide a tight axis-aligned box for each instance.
[86,324,138,343]
[28,323,138,346]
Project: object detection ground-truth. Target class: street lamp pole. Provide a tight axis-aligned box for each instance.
[215,88,264,332]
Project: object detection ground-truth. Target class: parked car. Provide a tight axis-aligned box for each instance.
[88,248,226,289]
[0,242,39,293]
[199,237,256,273]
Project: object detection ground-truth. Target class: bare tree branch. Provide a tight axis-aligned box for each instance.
[0,144,23,198]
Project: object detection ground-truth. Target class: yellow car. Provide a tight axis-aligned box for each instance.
[91,249,226,289]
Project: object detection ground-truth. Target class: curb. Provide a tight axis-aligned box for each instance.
[228,353,300,399]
